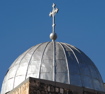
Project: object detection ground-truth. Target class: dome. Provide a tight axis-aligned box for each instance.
[1,42,105,93]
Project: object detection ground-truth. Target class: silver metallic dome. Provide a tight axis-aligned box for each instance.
[1,42,105,93]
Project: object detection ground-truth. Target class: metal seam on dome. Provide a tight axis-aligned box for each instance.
[53,40,56,81]
[9,48,31,69]
[80,50,105,91]
[9,55,22,69]
[12,45,36,89]
[74,47,104,91]
[1,42,105,93]
[76,47,103,81]
[63,43,80,64]
[24,42,47,79]
[13,43,44,89]
[39,42,50,79]
[58,42,70,84]
[76,48,101,78]
[71,46,95,90]
[62,42,84,87]
[65,44,103,91]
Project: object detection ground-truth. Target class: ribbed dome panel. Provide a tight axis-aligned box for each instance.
[1,42,105,94]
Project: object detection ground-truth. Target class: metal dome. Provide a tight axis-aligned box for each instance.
[1,42,105,94]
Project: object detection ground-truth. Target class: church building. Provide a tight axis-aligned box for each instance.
[1,3,105,94]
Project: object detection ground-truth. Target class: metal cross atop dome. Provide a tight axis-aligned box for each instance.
[49,3,59,34]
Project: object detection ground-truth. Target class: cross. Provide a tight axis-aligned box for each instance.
[49,3,59,33]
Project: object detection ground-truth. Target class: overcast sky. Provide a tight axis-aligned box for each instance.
[0,0,105,91]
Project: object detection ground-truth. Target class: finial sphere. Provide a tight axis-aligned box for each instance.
[50,33,57,40]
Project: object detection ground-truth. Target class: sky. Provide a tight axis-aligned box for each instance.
[0,0,105,91]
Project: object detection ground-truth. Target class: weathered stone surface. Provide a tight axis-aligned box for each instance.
[9,81,29,94]
[8,77,105,94]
